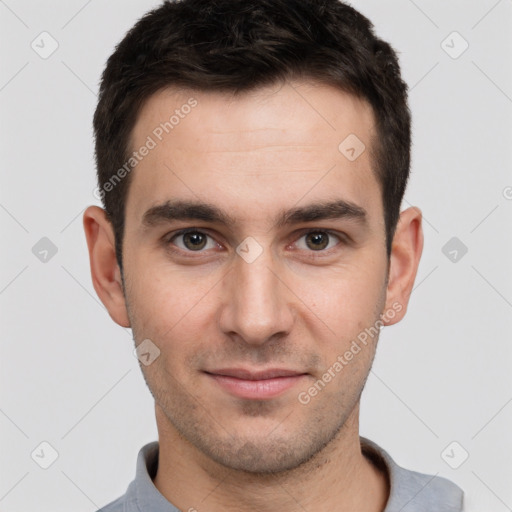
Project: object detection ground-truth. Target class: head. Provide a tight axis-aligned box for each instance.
[84,0,423,474]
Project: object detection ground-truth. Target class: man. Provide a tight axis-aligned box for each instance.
[83,0,465,510]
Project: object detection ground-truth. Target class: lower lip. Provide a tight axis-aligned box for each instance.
[207,373,306,400]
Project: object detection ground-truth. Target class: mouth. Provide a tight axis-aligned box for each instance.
[204,368,308,400]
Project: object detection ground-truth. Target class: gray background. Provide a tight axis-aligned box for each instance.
[1,0,511,511]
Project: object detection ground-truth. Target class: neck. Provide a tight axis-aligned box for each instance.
[153,404,389,512]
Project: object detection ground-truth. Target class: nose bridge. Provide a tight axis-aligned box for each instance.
[219,244,294,345]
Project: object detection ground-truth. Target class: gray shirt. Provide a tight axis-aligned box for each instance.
[97,438,464,511]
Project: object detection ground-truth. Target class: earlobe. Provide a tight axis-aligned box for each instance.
[383,206,424,326]
[83,206,131,328]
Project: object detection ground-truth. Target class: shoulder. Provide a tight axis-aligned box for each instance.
[94,442,159,512]
[361,437,465,512]
[96,491,137,512]
[95,495,126,512]
[390,465,464,512]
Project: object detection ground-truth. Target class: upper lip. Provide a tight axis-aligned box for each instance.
[205,368,306,380]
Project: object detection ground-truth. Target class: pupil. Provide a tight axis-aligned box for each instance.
[185,232,206,250]
[307,232,328,250]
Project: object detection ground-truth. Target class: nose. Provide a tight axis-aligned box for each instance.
[218,245,295,347]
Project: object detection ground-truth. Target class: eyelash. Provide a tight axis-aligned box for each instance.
[163,227,346,258]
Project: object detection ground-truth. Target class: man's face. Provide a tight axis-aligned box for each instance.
[122,81,390,473]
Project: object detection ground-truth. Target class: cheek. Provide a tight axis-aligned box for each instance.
[126,259,219,345]
[293,262,386,338]
[296,270,385,400]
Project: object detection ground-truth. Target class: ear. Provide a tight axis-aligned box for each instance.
[83,206,130,328]
[383,206,424,326]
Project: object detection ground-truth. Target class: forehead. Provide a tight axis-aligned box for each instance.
[125,81,382,230]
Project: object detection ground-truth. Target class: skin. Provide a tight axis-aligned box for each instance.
[84,80,423,512]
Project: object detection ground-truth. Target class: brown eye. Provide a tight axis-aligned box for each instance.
[305,232,330,250]
[169,230,217,252]
[182,232,207,250]
[294,230,341,253]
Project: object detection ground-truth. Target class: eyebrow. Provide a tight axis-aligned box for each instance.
[141,199,367,229]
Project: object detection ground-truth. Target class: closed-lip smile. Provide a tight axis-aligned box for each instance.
[204,368,308,399]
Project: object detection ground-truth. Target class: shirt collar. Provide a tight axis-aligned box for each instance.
[125,438,463,512]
